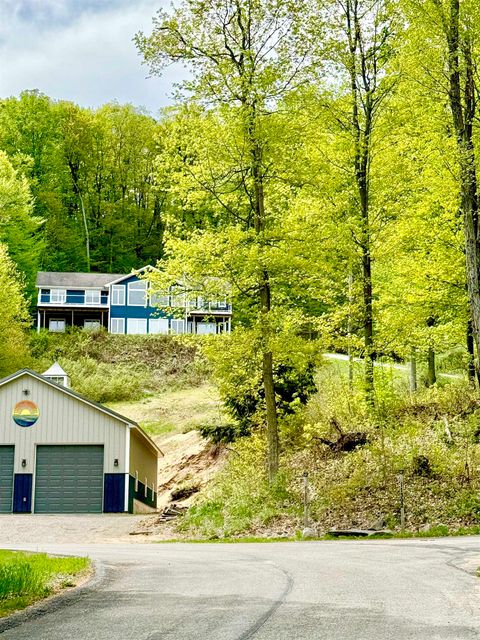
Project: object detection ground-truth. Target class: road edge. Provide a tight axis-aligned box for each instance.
[0,558,106,634]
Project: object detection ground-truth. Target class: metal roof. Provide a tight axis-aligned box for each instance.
[36,271,124,289]
[42,362,69,378]
[0,369,163,456]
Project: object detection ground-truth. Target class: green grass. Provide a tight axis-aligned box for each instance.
[0,550,90,617]
[323,355,464,389]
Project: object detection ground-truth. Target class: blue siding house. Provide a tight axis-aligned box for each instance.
[36,266,232,335]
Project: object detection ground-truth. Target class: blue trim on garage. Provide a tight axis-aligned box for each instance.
[13,474,32,513]
[128,475,157,513]
[103,473,126,513]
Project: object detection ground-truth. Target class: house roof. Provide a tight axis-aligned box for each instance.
[36,271,124,289]
[106,265,158,286]
[0,369,163,456]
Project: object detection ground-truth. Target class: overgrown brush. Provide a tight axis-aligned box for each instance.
[181,364,480,537]
[179,435,301,538]
[29,329,209,402]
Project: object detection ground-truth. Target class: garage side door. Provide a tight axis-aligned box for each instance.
[35,445,104,513]
[0,446,14,513]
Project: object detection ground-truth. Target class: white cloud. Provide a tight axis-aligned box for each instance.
[0,0,179,115]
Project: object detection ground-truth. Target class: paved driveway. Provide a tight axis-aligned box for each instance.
[2,537,480,639]
[0,514,150,544]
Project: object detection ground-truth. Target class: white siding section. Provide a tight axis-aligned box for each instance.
[0,374,128,475]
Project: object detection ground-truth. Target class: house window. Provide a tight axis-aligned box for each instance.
[47,376,67,386]
[50,289,66,304]
[85,289,101,305]
[170,319,185,334]
[84,319,101,331]
[149,318,169,334]
[110,318,125,334]
[150,291,169,307]
[213,298,229,310]
[196,322,217,335]
[49,319,66,332]
[128,280,147,306]
[170,293,186,308]
[111,285,125,306]
[127,318,147,335]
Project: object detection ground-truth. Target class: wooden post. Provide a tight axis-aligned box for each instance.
[303,472,309,528]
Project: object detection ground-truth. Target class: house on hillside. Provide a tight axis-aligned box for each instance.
[35,266,232,335]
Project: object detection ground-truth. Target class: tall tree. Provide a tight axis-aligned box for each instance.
[0,244,31,375]
[405,0,480,379]
[136,0,311,481]
[0,151,43,300]
[325,0,399,402]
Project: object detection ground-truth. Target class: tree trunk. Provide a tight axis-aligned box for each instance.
[262,350,279,482]
[426,347,436,387]
[444,0,480,386]
[467,319,477,383]
[346,0,375,405]
[247,105,280,483]
[362,238,374,403]
[347,272,354,389]
[78,193,90,272]
[409,347,417,393]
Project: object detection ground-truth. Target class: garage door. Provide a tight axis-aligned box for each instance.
[0,446,14,513]
[35,445,104,513]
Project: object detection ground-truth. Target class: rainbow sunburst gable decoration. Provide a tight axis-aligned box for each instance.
[12,401,40,427]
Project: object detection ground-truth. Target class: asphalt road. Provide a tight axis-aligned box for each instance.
[3,537,480,639]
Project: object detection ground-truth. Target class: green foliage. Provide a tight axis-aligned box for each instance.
[0,151,42,299]
[181,363,480,537]
[197,331,319,443]
[0,92,166,276]
[0,245,31,376]
[59,358,147,404]
[222,362,317,436]
[197,422,248,444]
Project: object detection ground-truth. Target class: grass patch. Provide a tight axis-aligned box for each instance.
[0,550,90,617]
[158,523,480,544]
[157,536,299,544]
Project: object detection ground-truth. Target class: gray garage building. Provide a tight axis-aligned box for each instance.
[0,368,161,514]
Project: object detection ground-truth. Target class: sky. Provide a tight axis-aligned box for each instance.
[0,0,179,116]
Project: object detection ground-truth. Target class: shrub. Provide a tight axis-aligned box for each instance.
[179,435,300,537]
[62,357,148,403]
[203,331,319,443]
